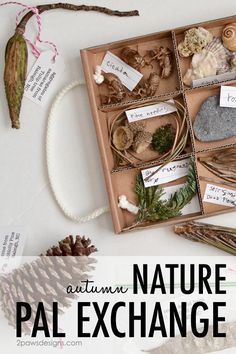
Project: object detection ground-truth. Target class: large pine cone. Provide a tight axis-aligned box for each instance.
[0,235,97,334]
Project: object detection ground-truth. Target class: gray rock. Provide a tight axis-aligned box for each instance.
[193,95,236,142]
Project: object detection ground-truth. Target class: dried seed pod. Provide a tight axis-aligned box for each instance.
[148,47,173,78]
[132,131,152,154]
[145,72,161,96]
[126,121,146,134]
[131,72,160,99]
[120,47,146,70]
[113,126,134,151]
[102,73,126,104]
[4,32,28,129]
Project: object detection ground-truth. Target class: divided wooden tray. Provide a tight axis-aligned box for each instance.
[81,14,236,233]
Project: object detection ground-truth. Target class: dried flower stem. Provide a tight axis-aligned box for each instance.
[16,3,139,34]
[175,221,236,255]
[199,148,236,186]
[148,322,236,354]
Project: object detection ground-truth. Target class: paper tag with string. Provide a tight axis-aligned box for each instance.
[24,51,65,106]
[1,2,64,106]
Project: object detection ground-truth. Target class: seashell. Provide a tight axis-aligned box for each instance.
[183,38,231,86]
[112,126,133,151]
[132,131,152,154]
[230,53,236,73]
[222,23,236,51]
[183,50,217,86]
[206,38,231,73]
[178,27,213,57]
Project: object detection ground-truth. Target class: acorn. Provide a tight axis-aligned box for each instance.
[4,31,28,129]
[112,126,134,151]
[132,131,152,154]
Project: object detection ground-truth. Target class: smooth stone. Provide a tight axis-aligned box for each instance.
[193,95,236,142]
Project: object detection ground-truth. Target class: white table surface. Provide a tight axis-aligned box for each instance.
[1,0,236,257]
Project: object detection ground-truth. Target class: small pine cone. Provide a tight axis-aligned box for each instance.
[126,121,146,134]
[132,131,152,154]
[45,235,97,256]
[0,235,97,335]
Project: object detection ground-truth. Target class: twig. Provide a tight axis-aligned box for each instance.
[16,3,139,34]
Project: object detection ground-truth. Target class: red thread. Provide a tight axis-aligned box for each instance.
[1,2,58,60]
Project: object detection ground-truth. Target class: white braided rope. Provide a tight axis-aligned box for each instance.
[46,80,109,223]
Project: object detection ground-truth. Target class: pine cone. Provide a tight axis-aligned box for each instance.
[0,235,97,334]
[44,235,97,256]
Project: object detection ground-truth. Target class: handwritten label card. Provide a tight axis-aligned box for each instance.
[220,85,236,108]
[192,72,236,88]
[125,99,177,123]
[203,184,236,207]
[101,51,143,91]
[141,158,189,188]
[24,51,65,106]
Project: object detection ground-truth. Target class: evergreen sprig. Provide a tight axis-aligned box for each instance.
[135,157,197,223]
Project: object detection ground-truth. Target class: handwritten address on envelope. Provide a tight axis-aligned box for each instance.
[203,184,236,208]
[126,99,177,123]
[141,158,190,188]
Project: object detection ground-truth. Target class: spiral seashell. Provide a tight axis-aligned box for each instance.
[112,126,134,151]
[222,23,236,51]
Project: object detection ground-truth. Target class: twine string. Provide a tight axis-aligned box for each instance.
[1,2,58,60]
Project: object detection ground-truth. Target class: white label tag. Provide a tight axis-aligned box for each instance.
[101,51,143,91]
[24,51,65,106]
[141,158,189,188]
[125,99,177,122]
[220,85,236,108]
[203,184,236,207]
[0,227,27,273]
[192,72,236,88]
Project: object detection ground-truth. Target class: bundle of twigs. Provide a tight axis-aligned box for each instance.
[109,99,189,172]
[175,221,236,255]
[199,148,236,187]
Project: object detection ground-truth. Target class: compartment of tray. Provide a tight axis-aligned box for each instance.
[111,157,202,233]
[196,149,236,214]
[174,19,236,89]
[185,85,236,152]
[108,94,193,171]
[81,31,181,108]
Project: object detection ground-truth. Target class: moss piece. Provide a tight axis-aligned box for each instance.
[152,124,175,154]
